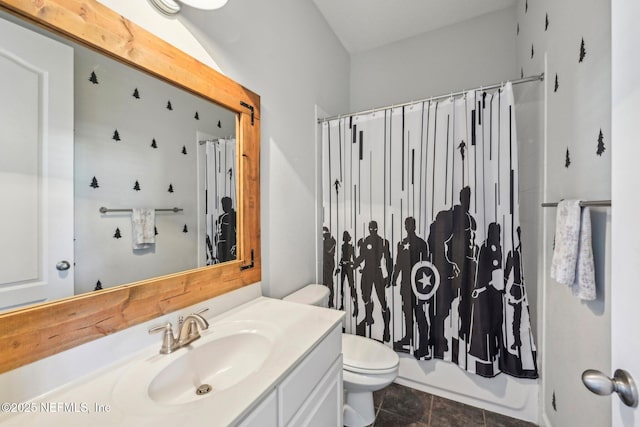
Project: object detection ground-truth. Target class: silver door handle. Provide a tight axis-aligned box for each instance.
[56,260,71,271]
[582,369,639,408]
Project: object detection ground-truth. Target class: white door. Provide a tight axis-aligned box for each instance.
[0,16,74,311]
[611,0,640,425]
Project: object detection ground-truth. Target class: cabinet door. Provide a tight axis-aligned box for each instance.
[286,356,343,427]
[236,389,278,427]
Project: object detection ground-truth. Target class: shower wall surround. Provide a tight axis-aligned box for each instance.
[74,44,234,294]
[516,0,612,426]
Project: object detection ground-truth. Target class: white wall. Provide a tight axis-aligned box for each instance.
[349,6,518,112]
[516,1,612,426]
[98,0,351,300]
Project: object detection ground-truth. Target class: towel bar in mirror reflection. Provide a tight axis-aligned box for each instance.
[0,0,260,375]
[541,200,611,207]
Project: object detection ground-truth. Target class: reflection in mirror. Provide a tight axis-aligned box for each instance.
[0,12,237,311]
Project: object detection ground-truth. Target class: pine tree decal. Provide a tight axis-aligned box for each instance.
[194,111,200,120]
[545,13,549,31]
[133,88,140,99]
[531,44,534,59]
[183,224,188,233]
[151,138,158,149]
[596,129,605,156]
[182,145,188,155]
[517,22,519,36]
[579,38,586,62]
[133,180,141,191]
[166,100,173,110]
[90,176,99,189]
[94,280,103,291]
[154,226,159,236]
[521,67,524,79]
[168,183,174,193]
[89,71,99,84]
[565,148,571,168]
[525,0,528,13]
[552,391,557,411]
[113,228,122,239]
[217,120,222,128]
[554,74,559,92]
[112,129,121,141]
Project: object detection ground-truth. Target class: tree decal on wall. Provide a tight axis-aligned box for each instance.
[183,224,188,233]
[94,280,103,291]
[112,129,121,141]
[89,71,99,84]
[579,38,586,62]
[565,148,571,168]
[552,391,557,411]
[155,226,159,236]
[217,120,222,128]
[166,100,173,110]
[182,145,188,155]
[596,129,605,156]
[133,180,141,191]
[554,74,559,92]
[194,111,200,120]
[133,88,140,99]
[113,228,122,239]
[168,183,174,193]
[545,13,549,31]
[525,0,528,13]
[517,22,519,36]
[151,138,158,149]
[521,68,524,79]
[531,44,534,59]
[90,176,99,188]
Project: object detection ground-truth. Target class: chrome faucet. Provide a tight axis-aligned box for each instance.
[149,308,209,354]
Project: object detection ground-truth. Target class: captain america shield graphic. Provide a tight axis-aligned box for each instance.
[411,260,440,301]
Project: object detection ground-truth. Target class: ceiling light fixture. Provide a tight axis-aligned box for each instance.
[150,0,229,15]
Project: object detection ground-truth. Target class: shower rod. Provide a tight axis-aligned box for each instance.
[317,73,545,123]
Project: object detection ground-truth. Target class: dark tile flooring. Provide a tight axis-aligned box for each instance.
[367,383,537,427]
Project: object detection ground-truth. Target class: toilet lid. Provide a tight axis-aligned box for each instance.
[342,333,399,374]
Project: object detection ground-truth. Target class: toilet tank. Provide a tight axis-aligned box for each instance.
[283,284,329,307]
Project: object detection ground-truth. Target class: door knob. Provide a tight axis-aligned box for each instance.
[55,260,71,271]
[582,369,639,408]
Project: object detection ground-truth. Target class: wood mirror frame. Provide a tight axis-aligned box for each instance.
[0,0,261,374]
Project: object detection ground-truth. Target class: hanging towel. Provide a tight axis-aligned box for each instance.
[131,208,155,250]
[550,200,596,300]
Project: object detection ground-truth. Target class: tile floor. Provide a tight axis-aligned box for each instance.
[367,383,537,427]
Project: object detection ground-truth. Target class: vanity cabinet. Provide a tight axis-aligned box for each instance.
[236,325,342,427]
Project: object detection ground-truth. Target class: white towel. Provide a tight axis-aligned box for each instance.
[550,200,596,300]
[131,208,155,250]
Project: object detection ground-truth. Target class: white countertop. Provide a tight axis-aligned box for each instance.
[0,297,343,426]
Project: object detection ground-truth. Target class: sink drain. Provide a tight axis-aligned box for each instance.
[196,384,212,395]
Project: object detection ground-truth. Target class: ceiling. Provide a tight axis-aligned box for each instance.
[312,0,517,54]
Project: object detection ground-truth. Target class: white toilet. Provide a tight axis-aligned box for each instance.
[283,284,399,427]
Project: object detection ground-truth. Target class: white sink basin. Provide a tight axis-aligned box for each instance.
[149,331,271,405]
[113,319,280,412]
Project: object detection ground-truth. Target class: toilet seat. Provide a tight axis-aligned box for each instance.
[342,333,399,375]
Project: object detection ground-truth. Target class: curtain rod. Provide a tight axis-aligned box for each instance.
[198,136,235,145]
[541,200,611,207]
[318,73,544,124]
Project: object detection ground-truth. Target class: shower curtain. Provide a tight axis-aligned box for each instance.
[205,138,237,265]
[321,83,537,379]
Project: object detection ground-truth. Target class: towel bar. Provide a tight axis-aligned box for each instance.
[541,200,611,207]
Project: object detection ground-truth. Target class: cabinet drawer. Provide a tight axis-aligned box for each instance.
[278,325,341,425]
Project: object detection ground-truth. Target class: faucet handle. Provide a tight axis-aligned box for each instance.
[149,322,177,354]
[194,307,209,316]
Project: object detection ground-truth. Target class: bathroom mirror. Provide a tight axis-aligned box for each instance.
[1,16,240,307]
[0,0,261,374]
